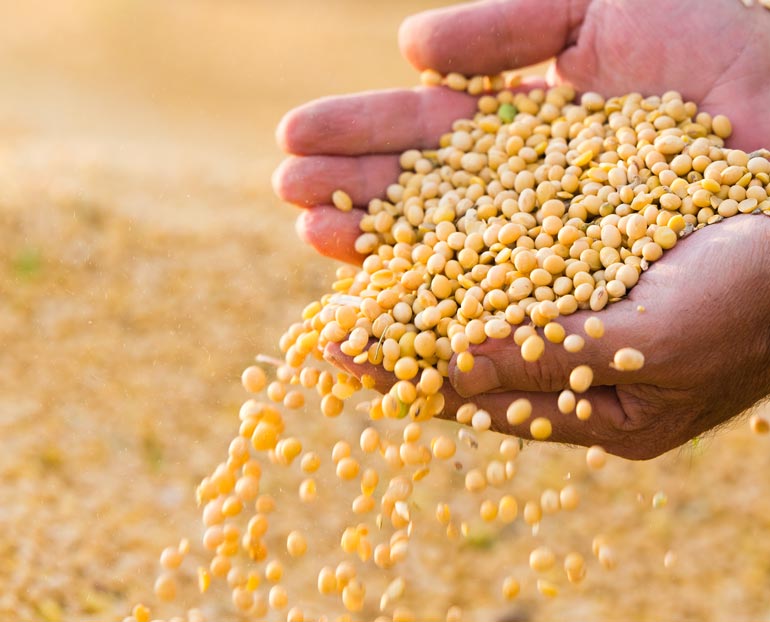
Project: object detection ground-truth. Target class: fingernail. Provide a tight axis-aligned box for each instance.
[453,355,501,397]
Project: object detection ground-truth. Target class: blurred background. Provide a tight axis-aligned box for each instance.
[1,1,769,621]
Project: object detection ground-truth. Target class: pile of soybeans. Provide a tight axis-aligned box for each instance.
[123,80,770,622]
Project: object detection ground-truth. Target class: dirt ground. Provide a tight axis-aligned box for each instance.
[1,1,770,621]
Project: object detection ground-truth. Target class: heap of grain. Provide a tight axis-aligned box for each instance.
[124,78,770,622]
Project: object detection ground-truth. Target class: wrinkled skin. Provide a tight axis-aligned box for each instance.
[273,0,770,459]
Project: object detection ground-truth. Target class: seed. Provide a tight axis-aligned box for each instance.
[361,468,379,495]
[564,552,586,583]
[544,322,565,343]
[277,437,302,464]
[247,514,268,541]
[235,474,260,501]
[445,72,468,91]
[353,494,375,514]
[341,527,361,554]
[198,566,211,594]
[750,413,770,434]
[287,607,305,622]
[712,114,732,139]
[456,402,476,425]
[465,468,486,493]
[654,226,678,249]
[529,546,556,572]
[321,394,344,417]
[613,347,645,371]
[153,573,176,602]
[269,585,288,610]
[575,398,592,420]
[432,435,456,460]
[336,457,360,480]
[342,579,366,612]
[530,417,552,440]
[471,409,492,431]
[394,356,419,380]
[266,381,286,402]
[506,398,532,425]
[300,451,320,473]
[208,553,231,579]
[456,351,474,373]
[537,579,559,598]
[287,531,307,557]
[265,559,283,582]
[598,545,617,570]
[540,488,560,514]
[501,576,520,600]
[132,604,151,622]
[663,550,678,569]
[485,318,512,339]
[521,334,546,362]
[222,495,243,517]
[569,365,594,393]
[251,421,279,451]
[563,334,585,353]
[436,503,452,525]
[241,366,267,393]
[329,439,352,463]
[298,478,317,502]
[523,500,542,525]
[332,189,353,212]
[360,427,380,453]
[584,316,604,339]
[654,134,685,155]
[559,485,580,510]
[480,499,498,521]
[420,69,442,87]
[586,445,607,469]
[336,560,357,588]
[557,390,576,414]
[419,367,443,395]
[498,495,518,522]
[159,546,183,570]
[499,437,520,460]
[317,566,337,595]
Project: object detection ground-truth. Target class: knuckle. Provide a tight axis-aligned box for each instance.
[515,353,571,393]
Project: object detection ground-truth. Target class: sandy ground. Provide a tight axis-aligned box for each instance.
[1,1,770,621]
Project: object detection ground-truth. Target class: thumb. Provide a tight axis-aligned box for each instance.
[398,0,588,76]
[450,298,651,397]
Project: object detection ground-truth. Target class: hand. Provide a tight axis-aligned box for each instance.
[273,0,770,459]
[275,0,770,261]
[327,214,770,460]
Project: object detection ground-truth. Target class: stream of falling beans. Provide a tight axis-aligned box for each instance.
[123,77,770,622]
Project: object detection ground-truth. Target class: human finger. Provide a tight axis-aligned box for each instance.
[295,205,366,265]
[449,296,657,397]
[272,154,400,208]
[324,342,649,459]
[398,0,589,75]
[276,87,477,156]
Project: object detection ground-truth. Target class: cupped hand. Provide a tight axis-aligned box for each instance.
[326,214,770,460]
[275,0,770,261]
[273,0,770,458]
